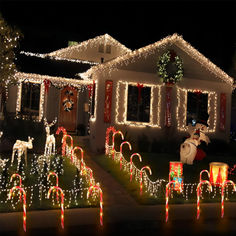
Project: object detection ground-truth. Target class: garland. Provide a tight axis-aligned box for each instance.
[157,50,183,84]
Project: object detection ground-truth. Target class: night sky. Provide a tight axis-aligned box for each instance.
[0,0,236,74]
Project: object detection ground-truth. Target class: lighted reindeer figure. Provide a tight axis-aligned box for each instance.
[44,117,57,156]
[11,136,34,170]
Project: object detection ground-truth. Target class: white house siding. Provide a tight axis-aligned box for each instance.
[89,69,232,152]
[6,85,17,113]
[45,86,60,122]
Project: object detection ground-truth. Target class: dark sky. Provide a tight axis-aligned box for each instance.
[1,0,236,74]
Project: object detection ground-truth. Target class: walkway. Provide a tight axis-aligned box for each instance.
[84,150,138,207]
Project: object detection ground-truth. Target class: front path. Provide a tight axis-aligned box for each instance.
[84,151,138,208]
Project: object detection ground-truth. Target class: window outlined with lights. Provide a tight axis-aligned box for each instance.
[115,81,162,128]
[16,80,45,121]
[176,86,217,133]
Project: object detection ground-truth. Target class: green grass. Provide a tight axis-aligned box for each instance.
[0,154,98,213]
[92,152,236,205]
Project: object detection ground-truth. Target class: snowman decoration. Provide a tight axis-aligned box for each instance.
[180,112,210,165]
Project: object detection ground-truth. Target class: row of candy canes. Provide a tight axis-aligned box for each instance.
[105,127,236,222]
[105,127,153,196]
[57,126,103,226]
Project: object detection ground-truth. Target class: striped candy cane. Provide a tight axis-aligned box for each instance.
[112,131,124,160]
[9,186,27,232]
[221,180,236,218]
[119,141,132,170]
[48,186,65,229]
[140,166,152,196]
[71,146,84,173]
[196,180,212,220]
[130,153,142,182]
[166,180,183,222]
[87,184,103,226]
[62,134,73,157]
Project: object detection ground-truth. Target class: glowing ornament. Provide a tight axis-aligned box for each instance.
[8,186,27,232]
[196,180,212,220]
[119,141,132,170]
[221,180,236,218]
[169,162,183,191]
[112,131,124,160]
[44,118,57,156]
[11,136,34,170]
[48,186,65,229]
[140,166,152,196]
[129,153,142,182]
[209,162,229,186]
[87,184,103,226]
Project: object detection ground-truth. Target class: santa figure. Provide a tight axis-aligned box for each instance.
[180,112,210,165]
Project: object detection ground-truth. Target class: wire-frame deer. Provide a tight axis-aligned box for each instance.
[44,117,57,156]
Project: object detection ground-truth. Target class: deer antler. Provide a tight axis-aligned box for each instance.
[44,117,57,128]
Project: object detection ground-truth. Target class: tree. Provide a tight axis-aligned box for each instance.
[0,14,21,116]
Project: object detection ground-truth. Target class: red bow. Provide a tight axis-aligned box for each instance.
[44,79,51,94]
[137,83,143,103]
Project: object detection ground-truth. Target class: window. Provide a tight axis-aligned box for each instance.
[21,82,40,116]
[186,91,208,125]
[127,85,151,122]
[106,44,111,54]
[98,44,104,53]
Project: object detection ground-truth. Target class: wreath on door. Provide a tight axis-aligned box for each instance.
[62,89,74,112]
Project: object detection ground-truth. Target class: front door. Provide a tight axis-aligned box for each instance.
[58,86,77,132]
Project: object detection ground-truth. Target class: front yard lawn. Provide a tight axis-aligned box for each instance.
[92,151,236,205]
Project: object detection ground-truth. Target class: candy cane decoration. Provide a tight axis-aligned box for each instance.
[62,134,73,157]
[47,171,59,201]
[105,126,116,155]
[199,170,210,182]
[85,166,94,186]
[87,184,103,226]
[221,180,236,218]
[10,173,22,201]
[10,173,22,187]
[56,126,67,136]
[48,186,65,229]
[9,186,27,232]
[196,180,212,220]
[71,146,84,173]
[119,141,132,170]
[140,166,152,196]
[165,180,183,222]
[199,170,210,196]
[130,153,142,182]
[112,131,124,160]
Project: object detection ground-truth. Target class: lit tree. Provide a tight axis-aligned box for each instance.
[0,14,21,115]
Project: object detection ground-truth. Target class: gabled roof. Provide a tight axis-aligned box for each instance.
[47,33,131,59]
[16,53,91,78]
[83,34,234,87]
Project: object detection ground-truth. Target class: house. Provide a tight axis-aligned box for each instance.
[6,33,234,152]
